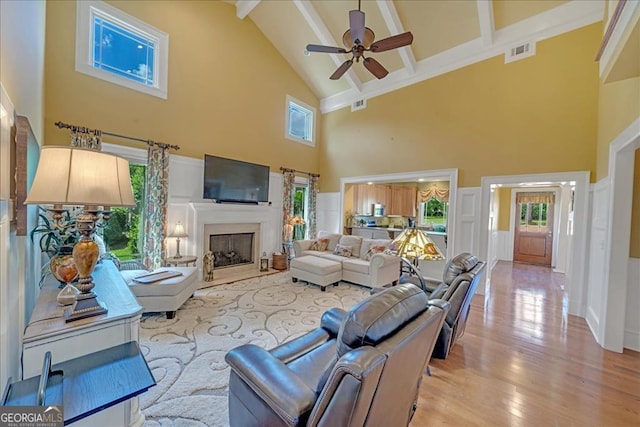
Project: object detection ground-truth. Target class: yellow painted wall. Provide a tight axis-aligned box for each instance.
[595,77,640,180]
[631,149,640,257]
[497,187,512,231]
[320,24,601,191]
[44,0,320,173]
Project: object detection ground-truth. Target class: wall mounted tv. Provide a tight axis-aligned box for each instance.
[203,154,270,204]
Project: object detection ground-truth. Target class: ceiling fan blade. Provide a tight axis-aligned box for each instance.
[330,59,354,80]
[363,57,389,79]
[370,32,414,53]
[349,9,365,45]
[306,44,348,54]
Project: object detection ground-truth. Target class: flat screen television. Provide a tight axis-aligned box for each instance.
[203,154,270,204]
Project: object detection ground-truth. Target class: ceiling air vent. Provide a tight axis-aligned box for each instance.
[505,41,536,64]
[351,99,367,112]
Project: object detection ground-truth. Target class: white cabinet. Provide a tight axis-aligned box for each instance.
[22,261,146,426]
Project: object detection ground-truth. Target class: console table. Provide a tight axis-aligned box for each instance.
[22,260,147,426]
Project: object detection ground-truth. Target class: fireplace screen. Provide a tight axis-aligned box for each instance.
[210,232,254,269]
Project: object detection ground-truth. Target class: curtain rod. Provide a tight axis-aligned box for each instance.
[280,167,319,178]
[55,121,180,151]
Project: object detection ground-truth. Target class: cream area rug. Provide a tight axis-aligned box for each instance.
[139,271,370,426]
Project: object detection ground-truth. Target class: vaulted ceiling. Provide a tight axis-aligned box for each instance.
[234,0,604,113]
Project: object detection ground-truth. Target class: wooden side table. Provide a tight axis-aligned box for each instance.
[164,255,197,267]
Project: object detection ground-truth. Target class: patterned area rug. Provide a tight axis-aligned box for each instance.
[140,271,370,426]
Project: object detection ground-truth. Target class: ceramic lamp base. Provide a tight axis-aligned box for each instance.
[64,292,107,322]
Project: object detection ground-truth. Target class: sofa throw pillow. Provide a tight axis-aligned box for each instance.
[309,238,329,251]
[364,245,387,261]
[317,231,343,251]
[359,238,392,259]
[333,244,353,258]
[337,235,363,258]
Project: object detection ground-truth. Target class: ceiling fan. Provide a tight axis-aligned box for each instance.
[305,0,413,80]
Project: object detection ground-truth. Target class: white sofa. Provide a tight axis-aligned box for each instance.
[293,231,401,291]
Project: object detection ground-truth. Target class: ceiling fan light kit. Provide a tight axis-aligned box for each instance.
[305,0,413,81]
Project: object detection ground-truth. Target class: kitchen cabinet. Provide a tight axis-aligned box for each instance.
[352,184,391,215]
[389,186,417,217]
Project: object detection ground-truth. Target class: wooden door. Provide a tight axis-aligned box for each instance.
[514,195,553,266]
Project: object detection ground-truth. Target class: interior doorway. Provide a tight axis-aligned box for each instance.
[513,191,555,266]
[480,171,590,318]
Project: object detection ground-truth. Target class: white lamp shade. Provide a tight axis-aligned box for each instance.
[25,146,134,207]
[169,221,188,238]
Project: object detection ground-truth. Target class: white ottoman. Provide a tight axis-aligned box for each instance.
[290,256,342,291]
[123,267,198,319]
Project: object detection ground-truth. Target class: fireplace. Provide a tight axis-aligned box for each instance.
[210,232,254,269]
[203,222,261,278]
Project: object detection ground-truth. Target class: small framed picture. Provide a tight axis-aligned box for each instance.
[260,257,269,272]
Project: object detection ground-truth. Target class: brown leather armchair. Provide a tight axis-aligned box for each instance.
[225,284,450,427]
[424,252,486,359]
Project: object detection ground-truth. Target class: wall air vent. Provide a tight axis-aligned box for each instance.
[505,41,536,64]
[351,99,367,112]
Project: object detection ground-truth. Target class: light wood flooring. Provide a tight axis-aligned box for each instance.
[411,261,640,426]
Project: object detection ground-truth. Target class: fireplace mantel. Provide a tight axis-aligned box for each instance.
[186,202,281,283]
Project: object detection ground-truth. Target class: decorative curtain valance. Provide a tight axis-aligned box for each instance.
[417,187,449,203]
[516,192,555,204]
[70,127,102,150]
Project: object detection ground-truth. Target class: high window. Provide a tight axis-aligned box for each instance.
[285,95,315,146]
[75,1,169,99]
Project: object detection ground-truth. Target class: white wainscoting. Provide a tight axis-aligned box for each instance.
[585,179,609,346]
[317,192,341,235]
[495,231,512,263]
[625,257,640,351]
[454,187,482,294]
[453,187,481,257]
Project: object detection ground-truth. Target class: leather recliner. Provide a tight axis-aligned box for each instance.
[423,252,486,359]
[225,284,450,427]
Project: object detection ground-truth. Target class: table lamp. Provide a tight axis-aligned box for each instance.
[388,227,444,291]
[25,146,134,321]
[290,215,306,240]
[168,221,188,258]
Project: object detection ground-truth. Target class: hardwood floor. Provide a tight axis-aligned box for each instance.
[411,261,640,426]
